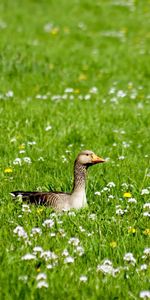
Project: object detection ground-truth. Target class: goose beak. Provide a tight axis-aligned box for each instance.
[91,154,105,164]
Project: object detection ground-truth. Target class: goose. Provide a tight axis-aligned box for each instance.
[11,150,105,211]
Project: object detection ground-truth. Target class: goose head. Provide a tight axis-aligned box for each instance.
[76,150,105,167]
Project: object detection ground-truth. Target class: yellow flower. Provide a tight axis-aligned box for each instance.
[36,268,41,272]
[143,229,150,236]
[63,27,70,34]
[110,241,117,248]
[51,27,59,35]
[123,192,132,198]
[36,208,44,214]
[128,227,136,234]
[74,89,80,94]
[19,144,25,150]
[4,167,13,173]
[78,73,87,81]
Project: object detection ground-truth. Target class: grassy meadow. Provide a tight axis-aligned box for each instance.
[0,0,150,299]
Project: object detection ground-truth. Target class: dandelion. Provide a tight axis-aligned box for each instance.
[143,229,150,236]
[78,73,87,81]
[123,192,132,198]
[64,256,74,264]
[4,167,13,173]
[110,241,117,248]
[37,281,49,289]
[139,291,150,299]
[128,227,136,234]
[21,254,36,260]
[79,275,88,282]
[123,253,136,265]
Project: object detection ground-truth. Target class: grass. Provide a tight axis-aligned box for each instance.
[0,0,150,299]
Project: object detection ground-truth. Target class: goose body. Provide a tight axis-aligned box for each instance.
[11,150,105,211]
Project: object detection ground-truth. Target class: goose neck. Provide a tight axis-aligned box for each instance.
[72,161,87,192]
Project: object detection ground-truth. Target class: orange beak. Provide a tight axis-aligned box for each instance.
[91,153,105,164]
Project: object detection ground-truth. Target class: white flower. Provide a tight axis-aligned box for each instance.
[13,226,28,239]
[40,251,57,261]
[27,141,36,145]
[89,213,96,220]
[79,275,88,282]
[23,157,31,164]
[68,237,80,246]
[45,125,52,131]
[62,249,69,257]
[140,264,147,271]
[42,219,54,228]
[128,198,137,204]
[6,90,14,98]
[38,156,44,161]
[37,281,49,289]
[118,155,125,160]
[18,275,28,282]
[75,246,84,256]
[36,273,47,281]
[64,88,74,93]
[64,256,74,264]
[141,189,149,195]
[139,291,150,299]
[21,254,36,260]
[79,226,85,232]
[68,211,76,217]
[89,87,98,94]
[143,203,150,209]
[13,158,22,165]
[31,228,42,235]
[22,204,31,213]
[97,259,119,276]
[143,212,150,217]
[84,94,91,100]
[107,182,116,188]
[123,253,136,265]
[43,23,53,32]
[47,264,53,269]
[117,90,126,98]
[94,191,101,196]
[143,248,150,256]
[116,208,124,216]
[33,246,43,253]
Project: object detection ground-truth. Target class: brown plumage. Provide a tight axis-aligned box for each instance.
[11,150,105,211]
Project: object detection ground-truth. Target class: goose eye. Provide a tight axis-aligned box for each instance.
[86,154,89,156]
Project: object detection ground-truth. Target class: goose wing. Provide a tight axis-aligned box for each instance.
[11,191,71,210]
